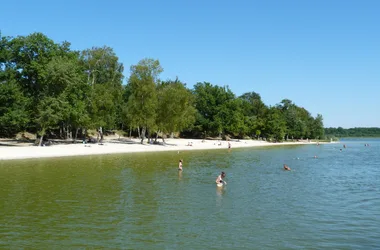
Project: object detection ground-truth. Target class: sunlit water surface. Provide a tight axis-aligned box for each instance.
[1,140,379,249]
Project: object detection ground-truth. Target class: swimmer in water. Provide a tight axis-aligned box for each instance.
[216,172,226,185]
[178,159,183,171]
[283,164,291,171]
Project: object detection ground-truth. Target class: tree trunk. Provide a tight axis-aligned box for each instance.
[137,127,140,138]
[155,132,159,143]
[83,128,87,142]
[62,125,66,139]
[66,125,70,140]
[98,127,103,142]
[170,132,174,139]
[147,128,151,144]
[91,74,95,88]
[140,127,146,144]
[39,134,44,146]
[38,129,45,147]
[74,128,79,143]
[129,126,132,139]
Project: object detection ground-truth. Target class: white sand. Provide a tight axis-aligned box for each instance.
[0,138,325,161]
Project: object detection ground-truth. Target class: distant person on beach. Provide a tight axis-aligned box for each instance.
[178,160,183,171]
[283,164,291,171]
[228,142,231,149]
[216,172,226,184]
[343,144,346,148]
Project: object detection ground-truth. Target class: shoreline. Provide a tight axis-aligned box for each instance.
[0,138,333,161]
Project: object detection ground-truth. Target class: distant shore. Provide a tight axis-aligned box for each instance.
[0,138,332,161]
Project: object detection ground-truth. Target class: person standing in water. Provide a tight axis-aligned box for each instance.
[216,172,226,185]
[178,159,183,171]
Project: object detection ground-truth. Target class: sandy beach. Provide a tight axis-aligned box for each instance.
[0,138,329,161]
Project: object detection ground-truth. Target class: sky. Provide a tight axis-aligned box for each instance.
[1,0,379,128]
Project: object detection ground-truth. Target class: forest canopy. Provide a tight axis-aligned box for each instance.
[0,32,325,144]
[325,127,380,138]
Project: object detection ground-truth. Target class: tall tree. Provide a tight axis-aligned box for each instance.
[1,32,70,133]
[36,96,69,146]
[45,56,90,139]
[264,107,287,141]
[81,46,124,133]
[156,78,196,141]
[311,114,324,139]
[193,82,235,137]
[5,33,69,98]
[0,80,30,136]
[277,99,319,140]
[126,58,162,143]
[215,98,246,137]
[239,92,268,138]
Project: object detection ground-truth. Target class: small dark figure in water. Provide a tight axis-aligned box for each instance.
[283,164,291,171]
[216,172,227,184]
[178,159,183,171]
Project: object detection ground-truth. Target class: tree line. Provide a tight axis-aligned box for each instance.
[0,32,325,144]
[325,127,380,138]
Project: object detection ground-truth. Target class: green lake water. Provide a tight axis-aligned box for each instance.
[1,140,379,249]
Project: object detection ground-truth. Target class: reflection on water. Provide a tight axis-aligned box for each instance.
[178,169,182,180]
[1,141,380,249]
[216,185,226,196]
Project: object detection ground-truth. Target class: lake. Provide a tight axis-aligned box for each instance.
[1,140,379,249]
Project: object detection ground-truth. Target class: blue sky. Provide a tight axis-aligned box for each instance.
[1,0,379,128]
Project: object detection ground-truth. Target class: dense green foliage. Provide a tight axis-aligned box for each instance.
[325,127,380,138]
[0,32,325,143]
